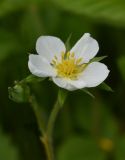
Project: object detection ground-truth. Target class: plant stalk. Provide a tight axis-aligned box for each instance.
[30,89,67,160]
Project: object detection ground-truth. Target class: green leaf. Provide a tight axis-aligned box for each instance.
[57,136,106,160]
[51,0,125,27]
[0,129,19,160]
[98,82,113,92]
[81,88,95,98]
[90,56,107,62]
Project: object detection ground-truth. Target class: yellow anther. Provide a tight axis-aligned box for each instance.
[54,55,57,60]
[71,52,75,57]
[52,60,56,65]
[51,51,85,79]
[66,52,70,59]
[61,52,65,60]
[76,58,82,64]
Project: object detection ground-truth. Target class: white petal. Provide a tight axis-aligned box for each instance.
[36,36,66,62]
[80,62,110,87]
[69,79,86,89]
[70,33,99,63]
[28,54,56,77]
[52,77,86,91]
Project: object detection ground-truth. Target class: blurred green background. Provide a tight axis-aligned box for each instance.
[0,0,125,160]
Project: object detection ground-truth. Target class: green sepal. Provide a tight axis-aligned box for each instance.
[22,74,45,84]
[81,88,95,98]
[90,56,107,62]
[65,33,72,51]
[58,88,68,106]
[98,82,113,92]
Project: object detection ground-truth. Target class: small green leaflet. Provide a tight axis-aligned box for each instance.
[98,82,113,92]
[90,56,107,62]
[65,33,72,51]
[81,88,95,98]
[24,74,45,83]
[58,88,68,106]
[81,82,113,98]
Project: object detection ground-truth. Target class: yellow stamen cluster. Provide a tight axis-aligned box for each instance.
[51,52,86,79]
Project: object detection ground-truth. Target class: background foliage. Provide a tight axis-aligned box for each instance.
[0,0,125,159]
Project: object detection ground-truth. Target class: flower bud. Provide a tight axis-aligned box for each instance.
[8,83,30,103]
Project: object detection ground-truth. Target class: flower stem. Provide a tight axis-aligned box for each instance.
[47,98,60,139]
[47,88,67,138]
[41,134,54,160]
[44,89,67,160]
[41,94,61,160]
[29,95,45,135]
[29,89,67,160]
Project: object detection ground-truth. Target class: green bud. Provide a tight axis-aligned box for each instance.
[8,83,30,103]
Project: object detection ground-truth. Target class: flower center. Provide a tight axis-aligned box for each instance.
[51,52,86,79]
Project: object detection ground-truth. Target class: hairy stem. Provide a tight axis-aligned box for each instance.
[41,134,54,160]
[47,98,60,139]
[29,95,45,135]
[29,89,67,160]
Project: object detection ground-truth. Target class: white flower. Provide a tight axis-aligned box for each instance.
[28,33,110,91]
